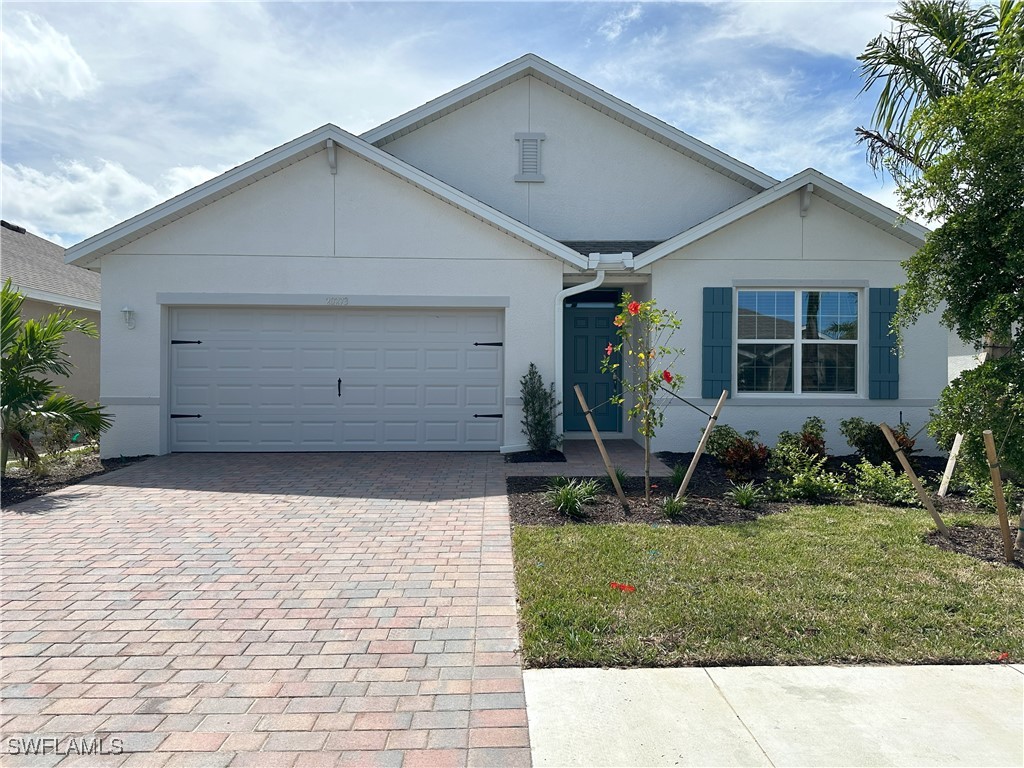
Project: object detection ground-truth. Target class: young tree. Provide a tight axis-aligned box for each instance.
[858,1,1024,534]
[601,293,684,501]
[1,280,112,474]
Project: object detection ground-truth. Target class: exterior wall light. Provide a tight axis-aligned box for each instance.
[121,306,136,330]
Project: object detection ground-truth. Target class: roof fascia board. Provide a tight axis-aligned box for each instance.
[16,285,100,311]
[66,124,588,270]
[634,169,927,268]
[362,54,776,191]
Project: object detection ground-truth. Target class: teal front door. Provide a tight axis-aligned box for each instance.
[564,295,622,432]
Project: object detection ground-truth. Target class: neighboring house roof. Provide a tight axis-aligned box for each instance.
[633,169,929,268]
[65,125,590,270]
[1,221,100,310]
[562,240,664,256]
[362,53,777,193]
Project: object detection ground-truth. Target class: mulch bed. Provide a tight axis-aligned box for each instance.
[1,453,152,508]
[504,449,566,464]
[927,526,1023,568]
[508,451,1019,567]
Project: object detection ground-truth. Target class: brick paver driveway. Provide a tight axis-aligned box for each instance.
[1,453,529,767]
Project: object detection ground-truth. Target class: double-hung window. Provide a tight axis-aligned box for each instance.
[736,289,860,394]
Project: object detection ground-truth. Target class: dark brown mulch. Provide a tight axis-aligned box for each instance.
[509,451,1016,566]
[1,453,152,508]
[927,526,1023,568]
[504,449,566,464]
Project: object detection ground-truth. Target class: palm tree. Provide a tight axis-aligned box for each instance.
[856,0,1024,181]
[1,279,112,474]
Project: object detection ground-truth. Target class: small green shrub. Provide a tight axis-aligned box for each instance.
[662,495,688,519]
[548,475,570,490]
[964,476,1021,512]
[670,463,687,488]
[850,459,920,506]
[768,444,849,500]
[839,416,916,466]
[545,478,601,518]
[929,355,1024,490]
[724,481,763,509]
[608,467,630,490]
[705,424,742,459]
[520,363,561,453]
[776,416,827,457]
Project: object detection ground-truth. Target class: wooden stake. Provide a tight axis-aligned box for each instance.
[937,432,963,497]
[982,430,1016,563]
[880,423,949,536]
[675,390,728,501]
[573,385,629,509]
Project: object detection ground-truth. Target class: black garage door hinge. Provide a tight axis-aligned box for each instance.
[171,339,203,345]
[171,414,202,419]
[473,341,503,347]
[473,413,503,419]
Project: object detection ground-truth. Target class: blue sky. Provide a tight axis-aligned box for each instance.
[1,1,906,246]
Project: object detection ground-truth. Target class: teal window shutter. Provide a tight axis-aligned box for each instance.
[702,287,732,398]
[869,287,899,399]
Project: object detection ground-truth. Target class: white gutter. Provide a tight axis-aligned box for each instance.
[553,268,607,437]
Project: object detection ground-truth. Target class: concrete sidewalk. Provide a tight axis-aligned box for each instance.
[525,665,1024,767]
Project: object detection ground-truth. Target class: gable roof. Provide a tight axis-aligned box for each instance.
[362,53,777,193]
[65,125,589,270]
[1,222,100,310]
[632,169,929,268]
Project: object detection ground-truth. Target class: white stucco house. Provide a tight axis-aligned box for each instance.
[67,54,949,458]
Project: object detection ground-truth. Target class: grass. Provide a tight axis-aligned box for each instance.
[513,504,1024,668]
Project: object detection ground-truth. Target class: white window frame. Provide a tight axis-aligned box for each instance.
[733,287,865,397]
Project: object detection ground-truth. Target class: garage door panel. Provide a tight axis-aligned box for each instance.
[170,307,503,451]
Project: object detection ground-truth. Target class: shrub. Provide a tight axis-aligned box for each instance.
[608,467,630,490]
[850,459,920,506]
[724,481,763,509]
[520,363,561,453]
[706,425,769,480]
[545,478,601,518]
[705,424,741,460]
[662,495,688,519]
[768,443,849,500]
[839,416,916,466]
[776,416,827,457]
[670,463,687,488]
[963,475,1021,513]
[929,355,1024,489]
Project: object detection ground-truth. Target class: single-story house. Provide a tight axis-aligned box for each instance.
[3,220,101,404]
[66,54,952,458]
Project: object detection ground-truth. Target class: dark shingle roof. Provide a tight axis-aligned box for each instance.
[561,240,664,256]
[1,221,100,306]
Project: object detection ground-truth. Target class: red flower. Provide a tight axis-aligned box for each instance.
[605,343,613,356]
[610,582,636,593]
[997,651,1010,662]
[610,582,620,589]
[627,301,641,316]
[662,370,673,384]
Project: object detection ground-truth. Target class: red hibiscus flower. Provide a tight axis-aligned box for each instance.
[605,343,613,356]
[662,370,673,384]
[627,301,641,316]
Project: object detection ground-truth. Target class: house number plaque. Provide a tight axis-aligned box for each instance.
[325,296,349,306]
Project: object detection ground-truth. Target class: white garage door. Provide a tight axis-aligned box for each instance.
[169,307,503,451]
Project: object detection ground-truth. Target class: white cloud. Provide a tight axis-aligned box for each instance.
[702,1,899,59]
[0,159,222,245]
[0,11,98,101]
[599,4,643,41]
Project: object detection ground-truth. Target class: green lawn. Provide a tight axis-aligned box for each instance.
[513,505,1024,667]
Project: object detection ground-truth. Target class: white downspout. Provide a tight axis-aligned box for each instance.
[554,269,606,436]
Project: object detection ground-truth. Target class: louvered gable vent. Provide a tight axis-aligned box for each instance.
[515,133,545,182]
